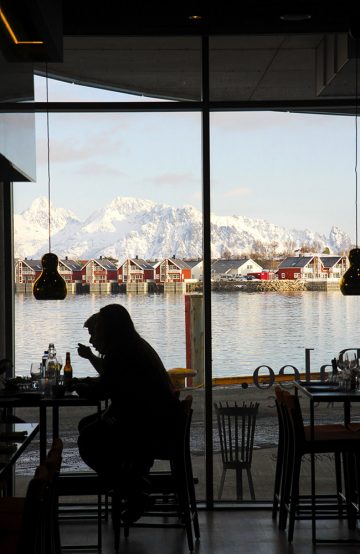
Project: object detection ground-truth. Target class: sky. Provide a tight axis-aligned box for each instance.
[13,75,358,241]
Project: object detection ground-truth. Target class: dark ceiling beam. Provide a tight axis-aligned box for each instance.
[61,4,355,37]
[0,99,358,114]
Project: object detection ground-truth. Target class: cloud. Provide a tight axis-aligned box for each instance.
[211,111,342,133]
[71,162,127,178]
[36,124,125,165]
[148,172,200,187]
[222,187,252,198]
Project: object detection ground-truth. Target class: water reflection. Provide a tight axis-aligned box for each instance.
[15,290,360,378]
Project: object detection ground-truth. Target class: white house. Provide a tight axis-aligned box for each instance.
[211,258,263,280]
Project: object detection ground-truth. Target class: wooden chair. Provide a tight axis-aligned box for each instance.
[272,388,287,519]
[279,389,360,542]
[111,394,199,553]
[273,386,351,527]
[56,470,106,551]
[56,406,108,552]
[214,401,259,500]
[275,387,347,531]
[0,437,63,554]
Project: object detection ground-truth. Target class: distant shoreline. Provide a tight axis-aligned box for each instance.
[15,278,340,295]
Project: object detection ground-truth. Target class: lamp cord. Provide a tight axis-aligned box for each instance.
[356,38,359,249]
[46,63,51,253]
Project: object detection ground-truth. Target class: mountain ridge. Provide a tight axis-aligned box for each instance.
[14,196,352,260]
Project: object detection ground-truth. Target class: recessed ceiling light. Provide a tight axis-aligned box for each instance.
[280,13,312,22]
[0,8,44,44]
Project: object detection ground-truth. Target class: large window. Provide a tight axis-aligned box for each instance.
[7,32,360,505]
[210,110,360,502]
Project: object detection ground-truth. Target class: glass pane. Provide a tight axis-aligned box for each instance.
[13,79,204,493]
[34,36,202,103]
[210,109,359,503]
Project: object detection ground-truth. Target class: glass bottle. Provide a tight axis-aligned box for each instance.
[41,350,48,378]
[63,352,73,388]
[46,344,58,382]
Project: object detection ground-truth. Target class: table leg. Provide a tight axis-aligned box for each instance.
[52,404,59,439]
[344,400,351,426]
[40,404,46,462]
[310,398,316,544]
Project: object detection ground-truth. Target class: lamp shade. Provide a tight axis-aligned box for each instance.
[340,248,360,295]
[33,253,67,300]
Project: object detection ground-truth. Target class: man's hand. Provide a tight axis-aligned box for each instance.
[77,343,92,360]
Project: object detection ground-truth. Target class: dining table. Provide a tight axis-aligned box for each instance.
[0,422,39,480]
[293,379,360,544]
[0,389,102,461]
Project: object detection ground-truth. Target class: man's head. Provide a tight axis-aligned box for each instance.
[84,313,99,349]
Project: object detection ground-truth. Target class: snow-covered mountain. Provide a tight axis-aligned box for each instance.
[14,196,352,260]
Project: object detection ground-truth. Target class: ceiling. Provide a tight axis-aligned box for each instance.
[0,2,360,107]
[37,34,357,105]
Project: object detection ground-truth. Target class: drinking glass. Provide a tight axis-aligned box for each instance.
[30,362,42,381]
[30,362,42,389]
[56,355,63,372]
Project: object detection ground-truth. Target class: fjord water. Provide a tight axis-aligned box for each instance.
[14,290,360,380]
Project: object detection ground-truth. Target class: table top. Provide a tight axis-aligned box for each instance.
[0,422,39,478]
[0,390,101,408]
[294,380,360,402]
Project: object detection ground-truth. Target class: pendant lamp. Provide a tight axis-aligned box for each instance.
[340,34,360,296]
[33,67,67,300]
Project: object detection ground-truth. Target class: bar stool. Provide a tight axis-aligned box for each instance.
[279,389,360,542]
[0,438,63,554]
[273,386,346,529]
[111,394,199,553]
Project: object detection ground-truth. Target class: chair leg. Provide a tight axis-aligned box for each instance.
[287,455,301,543]
[279,438,293,531]
[272,445,284,519]
[218,468,226,500]
[342,451,357,530]
[97,492,102,551]
[235,469,243,501]
[186,461,200,539]
[334,451,344,517]
[173,464,194,552]
[111,491,123,552]
[246,468,256,500]
[271,452,281,519]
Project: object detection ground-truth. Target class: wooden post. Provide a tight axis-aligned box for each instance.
[185,293,204,387]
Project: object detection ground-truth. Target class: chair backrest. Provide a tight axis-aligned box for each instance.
[181,394,193,416]
[45,438,63,476]
[274,385,284,436]
[181,394,193,455]
[16,464,49,554]
[280,390,306,446]
[43,438,63,554]
[152,394,193,461]
[214,401,259,466]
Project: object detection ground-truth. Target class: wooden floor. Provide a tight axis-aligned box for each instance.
[59,509,360,553]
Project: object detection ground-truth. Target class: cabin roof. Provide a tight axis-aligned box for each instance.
[319,256,342,268]
[91,258,118,270]
[278,256,314,269]
[164,258,191,269]
[211,258,250,273]
[60,259,83,271]
[19,259,42,271]
[129,258,154,270]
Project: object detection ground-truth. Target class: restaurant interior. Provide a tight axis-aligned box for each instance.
[2,1,360,552]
